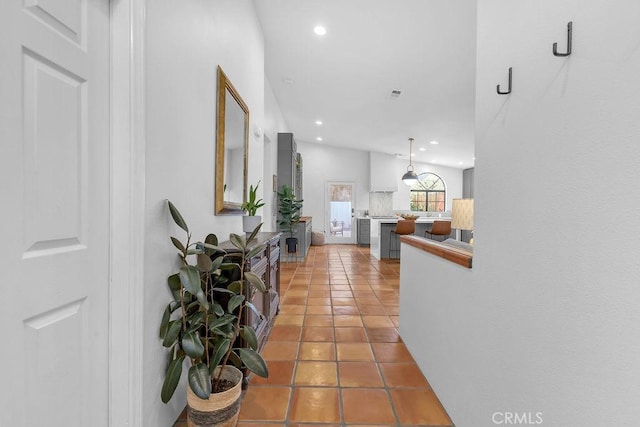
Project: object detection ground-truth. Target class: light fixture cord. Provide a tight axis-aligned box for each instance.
[408,138,414,170]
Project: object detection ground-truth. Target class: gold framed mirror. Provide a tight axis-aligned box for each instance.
[215,66,249,215]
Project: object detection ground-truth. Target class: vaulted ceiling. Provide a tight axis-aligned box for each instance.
[254,0,477,169]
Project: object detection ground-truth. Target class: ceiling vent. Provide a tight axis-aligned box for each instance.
[389,89,402,99]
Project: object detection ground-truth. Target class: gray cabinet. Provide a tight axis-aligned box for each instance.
[280,219,312,261]
[357,218,370,246]
[277,133,302,201]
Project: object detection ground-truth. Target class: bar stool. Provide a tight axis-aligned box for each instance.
[425,220,452,242]
[389,220,416,259]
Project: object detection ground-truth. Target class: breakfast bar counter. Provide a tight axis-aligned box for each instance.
[370,217,453,260]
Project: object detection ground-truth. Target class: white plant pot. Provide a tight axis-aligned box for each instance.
[242,215,262,234]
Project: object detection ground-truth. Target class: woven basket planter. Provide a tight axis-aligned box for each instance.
[187,366,243,427]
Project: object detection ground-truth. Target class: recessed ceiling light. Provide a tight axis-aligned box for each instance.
[315,120,323,126]
[411,153,416,157]
[314,26,327,36]
[316,137,323,142]
[419,147,426,151]
[458,161,464,165]
[429,140,439,145]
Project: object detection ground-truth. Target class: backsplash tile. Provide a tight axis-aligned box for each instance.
[369,193,393,216]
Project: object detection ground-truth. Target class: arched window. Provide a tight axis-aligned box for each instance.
[410,172,446,212]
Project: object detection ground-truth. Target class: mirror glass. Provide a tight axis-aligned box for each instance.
[215,66,249,215]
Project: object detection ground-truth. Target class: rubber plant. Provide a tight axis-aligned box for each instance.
[160,200,269,403]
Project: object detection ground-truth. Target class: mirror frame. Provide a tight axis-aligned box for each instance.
[215,66,249,215]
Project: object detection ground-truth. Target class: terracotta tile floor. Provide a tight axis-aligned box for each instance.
[174,245,453,426]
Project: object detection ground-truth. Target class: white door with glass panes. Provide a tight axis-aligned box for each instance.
[326,182,356,244]
[0,1,111,425]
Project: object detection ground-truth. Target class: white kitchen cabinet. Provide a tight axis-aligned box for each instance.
[369,151,398,192]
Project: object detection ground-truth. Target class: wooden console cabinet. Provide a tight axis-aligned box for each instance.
[218,232,281,351]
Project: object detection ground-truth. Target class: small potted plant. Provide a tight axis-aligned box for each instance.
[277,184,303,255]
[160,201,269,426]
[241,181,265,234]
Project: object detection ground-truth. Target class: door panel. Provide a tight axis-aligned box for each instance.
[0,0,110,425]
[325,182,356,244]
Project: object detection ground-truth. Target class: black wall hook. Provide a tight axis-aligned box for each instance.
[553,21,572,57]
[496,67,512,95]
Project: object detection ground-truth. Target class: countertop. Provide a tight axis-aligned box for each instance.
[370,217,451,223]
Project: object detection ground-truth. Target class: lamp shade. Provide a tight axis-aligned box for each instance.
[402,169,418,186]
[451,198,474,230]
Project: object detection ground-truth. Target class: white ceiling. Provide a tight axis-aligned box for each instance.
[253,0,477,169]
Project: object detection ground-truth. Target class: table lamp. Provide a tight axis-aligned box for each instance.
[451,198,474,244]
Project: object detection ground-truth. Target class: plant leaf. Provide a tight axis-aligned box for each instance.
[209,338,231,373]
[238,348,268,378]
[167,274,182,300]
[229,233,245,250]
[179,266,209,310]
[247,223,263,243]
[212,287,234,295]
[208,314,235,330]
[228,294,245,313]
[162,320,182,348]
[170,237,186,253]
[188,363,211,400]
[196,253,213,272]
[228,280,243,295]
[246,243,265,260]
[205,233,219,247]
[159,304,172,338]
[240,326,258,350]
[245,302,260,318]
[161,355,184,403]
[228,350,242,367]
[179,265,201,296]
[210,256,224,272]
[181,330,205,359]
[212,303,224,317]
[245,271,266,293]
[167,200,189,233]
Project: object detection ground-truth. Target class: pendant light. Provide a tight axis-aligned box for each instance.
[402,137,418,186]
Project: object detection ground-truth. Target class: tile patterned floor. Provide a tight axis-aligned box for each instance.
[174,245,453,426]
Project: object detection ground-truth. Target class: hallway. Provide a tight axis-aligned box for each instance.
[176,244,452,426]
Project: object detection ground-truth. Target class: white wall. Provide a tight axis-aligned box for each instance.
[401,1,640,426]
[296,142,370,234]
[143,1,265,425]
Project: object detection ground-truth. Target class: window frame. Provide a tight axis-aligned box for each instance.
[409,172,447,212]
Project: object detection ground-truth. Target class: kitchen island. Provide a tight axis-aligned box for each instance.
[370,217,453,260]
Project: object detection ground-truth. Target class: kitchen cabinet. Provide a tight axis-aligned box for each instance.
[357,218,370,246]
[277,133,303,200]
[218,232,281,351]
[369,151,398,192]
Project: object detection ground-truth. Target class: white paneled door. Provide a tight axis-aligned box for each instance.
[325,182,356,244]
[0,1,111,426]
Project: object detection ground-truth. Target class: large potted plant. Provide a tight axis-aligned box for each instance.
[241,181,265,234]
[160,201,269,427]
[277,184,303,255]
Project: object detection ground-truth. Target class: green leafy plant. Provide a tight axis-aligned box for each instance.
[277,184,303,238]
[241,181,265,216]
[160,201,269,403]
